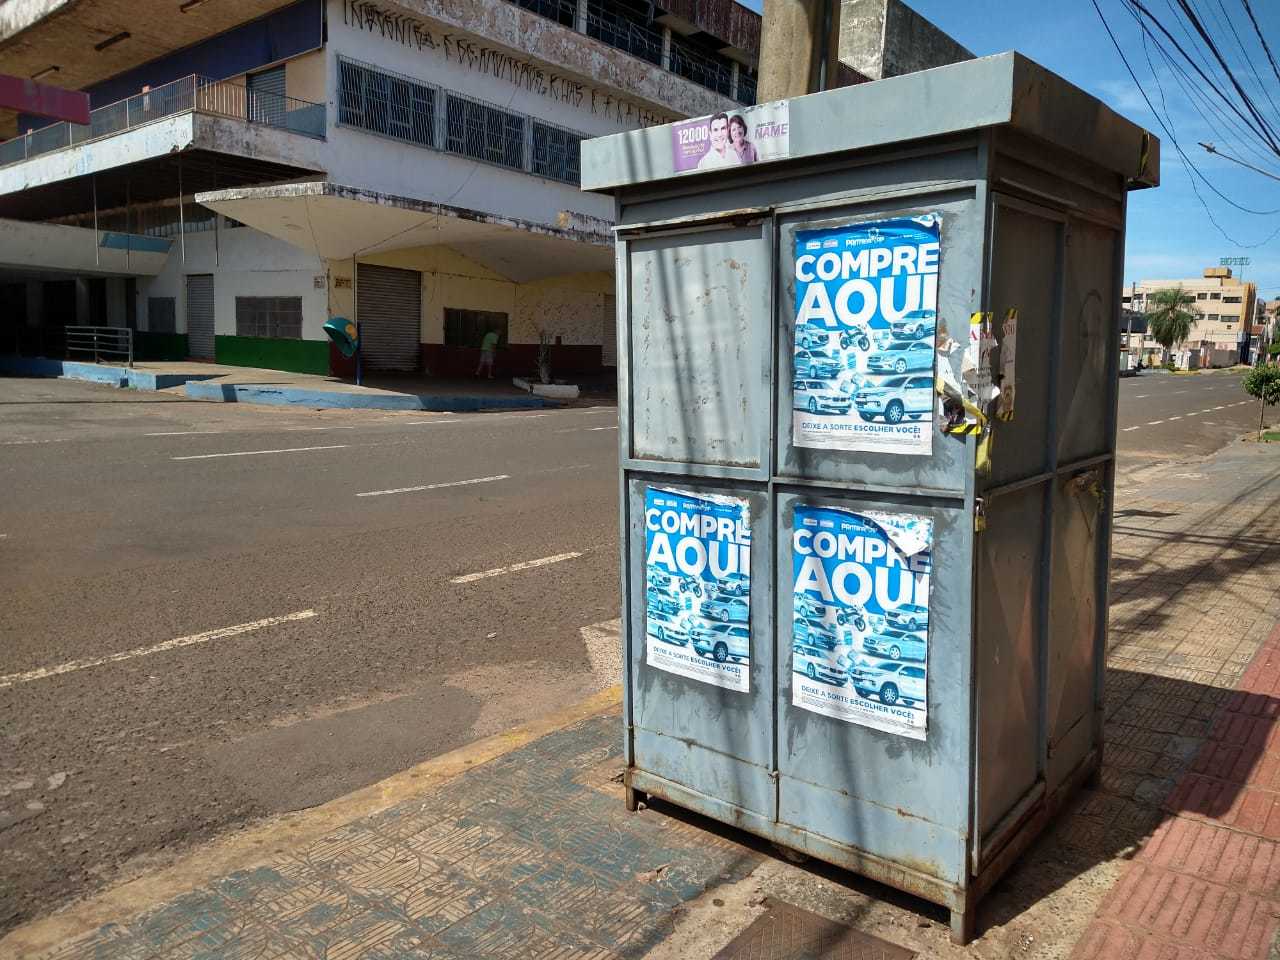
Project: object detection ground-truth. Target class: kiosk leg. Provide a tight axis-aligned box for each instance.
[950,901,976,945]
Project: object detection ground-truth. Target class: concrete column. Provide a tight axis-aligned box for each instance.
[730,60,740,101]
[25,280,42,327]
[661,27,672,71]
[74,278,90,325]
[106,278,126,327]
[757,0,842,101]
[574,0,588,34]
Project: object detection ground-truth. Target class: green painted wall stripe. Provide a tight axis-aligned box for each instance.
[214,336,329,375]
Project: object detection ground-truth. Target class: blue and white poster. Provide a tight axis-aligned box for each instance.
[791,503,933,739]
[644,488,751,692]
[792,215,941,456]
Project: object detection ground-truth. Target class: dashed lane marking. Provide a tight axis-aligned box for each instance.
[1147,420,1164,426]
[450,551,583,584]
[0,610,318,689]
[357,474,509,498]
[1122,426,1141,432]
[171,445,347,461]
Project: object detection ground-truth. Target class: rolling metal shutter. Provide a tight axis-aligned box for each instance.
[357,264,421,371]
[185,275,215,359]
[248,65,287,127]
[601,293,617,367]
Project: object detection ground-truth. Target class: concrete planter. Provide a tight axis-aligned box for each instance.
[512,377,580,400]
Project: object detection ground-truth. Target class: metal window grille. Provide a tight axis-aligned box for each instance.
[235,296,303,339]
[336,58,584,186]
[444,308,508,348]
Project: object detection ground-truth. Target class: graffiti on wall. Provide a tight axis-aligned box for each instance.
[342,0,672,128]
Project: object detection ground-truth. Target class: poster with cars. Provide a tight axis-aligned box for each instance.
[644,487,751,692]
[792,215,942,456]
[791,503,933,740]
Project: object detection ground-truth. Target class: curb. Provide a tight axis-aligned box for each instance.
[183,380,559,411]
[0,686,623,958]
[0,356,217,391]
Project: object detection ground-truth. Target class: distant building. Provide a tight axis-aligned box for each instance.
[1122,267,1256,368]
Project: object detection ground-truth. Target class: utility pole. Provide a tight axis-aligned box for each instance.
[757,0,842,102]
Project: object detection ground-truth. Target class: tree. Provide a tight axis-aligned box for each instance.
[1242,364,1280,440]
[1144,287,1197,359]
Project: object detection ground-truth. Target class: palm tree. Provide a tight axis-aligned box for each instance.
[1145,287,1197,360]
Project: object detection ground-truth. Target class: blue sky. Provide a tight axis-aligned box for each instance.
[734,0,1280,297]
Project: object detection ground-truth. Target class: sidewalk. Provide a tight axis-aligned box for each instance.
[6,442,1280,959]
[0,357,562,412]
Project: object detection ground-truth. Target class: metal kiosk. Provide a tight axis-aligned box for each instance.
[582,52,1158,943]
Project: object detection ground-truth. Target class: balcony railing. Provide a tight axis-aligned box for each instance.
[0,75,326,169]
[509,0,756,105]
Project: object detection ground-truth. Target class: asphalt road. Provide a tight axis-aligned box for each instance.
[0,367,1265,932]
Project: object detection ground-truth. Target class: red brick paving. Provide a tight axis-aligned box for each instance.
[1072,629,1280,960]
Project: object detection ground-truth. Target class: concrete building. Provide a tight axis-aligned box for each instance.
[0,0,764,377]
[1122,267,1257,369]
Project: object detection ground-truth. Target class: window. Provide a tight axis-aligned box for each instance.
[338,59,434,147]
[1211,292,1221,300]
[1224,295,1242,303]
[1208,314,1220,322]
[444,308,508,347]
[446,94,524,170]
[148,297,176,333]
[531,121,582,184]
[1197,292,1208,300]
[235,297,302,339]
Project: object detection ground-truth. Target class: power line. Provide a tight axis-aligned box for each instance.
[1241,0,1280,89]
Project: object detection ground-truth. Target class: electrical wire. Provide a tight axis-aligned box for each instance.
[1241,0,1280,89]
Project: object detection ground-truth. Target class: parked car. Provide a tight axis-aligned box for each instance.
[717,572,750,597]
[677,575,703,598]
[795,327,831,351]
[647,568,673,592]
[861,631,927,662]
[866,340,934,374]
[854,375,934,424]
[647,594,680,620]
[646,615,692,646]
[793,642,850,685]
[793,379,853,415]
[702,592,750,623]
[850,661,927,708]
[793,616,838,649]
[794,348,842,379]
[890,309,935,341]
[692,623,750,662]
[885,602,929,633]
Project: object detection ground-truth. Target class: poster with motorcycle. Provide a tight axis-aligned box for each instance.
[644,487,751,692]
[791,503,932,740]
[792,215,941,456]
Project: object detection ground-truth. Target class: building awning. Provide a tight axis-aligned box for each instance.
[194,182,614,282]
[0,216,170,278]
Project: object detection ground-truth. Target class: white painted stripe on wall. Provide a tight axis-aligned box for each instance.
[0,610,318,689]
[172,445,347,461]
[357,474,510,498]
[450,551,583,584]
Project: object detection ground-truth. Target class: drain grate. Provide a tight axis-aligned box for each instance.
[712,899,916,960]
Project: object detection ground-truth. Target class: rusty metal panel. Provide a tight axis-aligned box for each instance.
[1046,468,1104,790]
[626,477,777,820]
[775,489,973,888]
[974,481,1045,838]
[1057,219,1119,465]
[626,224,770,470]
[983,199,1064,487]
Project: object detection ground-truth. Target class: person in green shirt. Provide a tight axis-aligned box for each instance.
[476,328,500,379]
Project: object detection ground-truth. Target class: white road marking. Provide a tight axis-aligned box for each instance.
[1134,394,1149,399]
[357,474,509,498]
[554,425,619,434]
[1168,416,1182,420]
[0,610,318,689]
[1122,426,1141,432]
[145,431,221,437]
[404,419,464,426]
[1200,409,1214,414]
[1184,412,1198,417]
[1147,420,1164,426]
[172,444,347,461]
[1213,406,1226,410]
[450,551,583,584]
[0,438,72,446]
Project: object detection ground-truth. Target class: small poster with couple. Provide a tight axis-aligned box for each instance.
[670,100,790,174]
